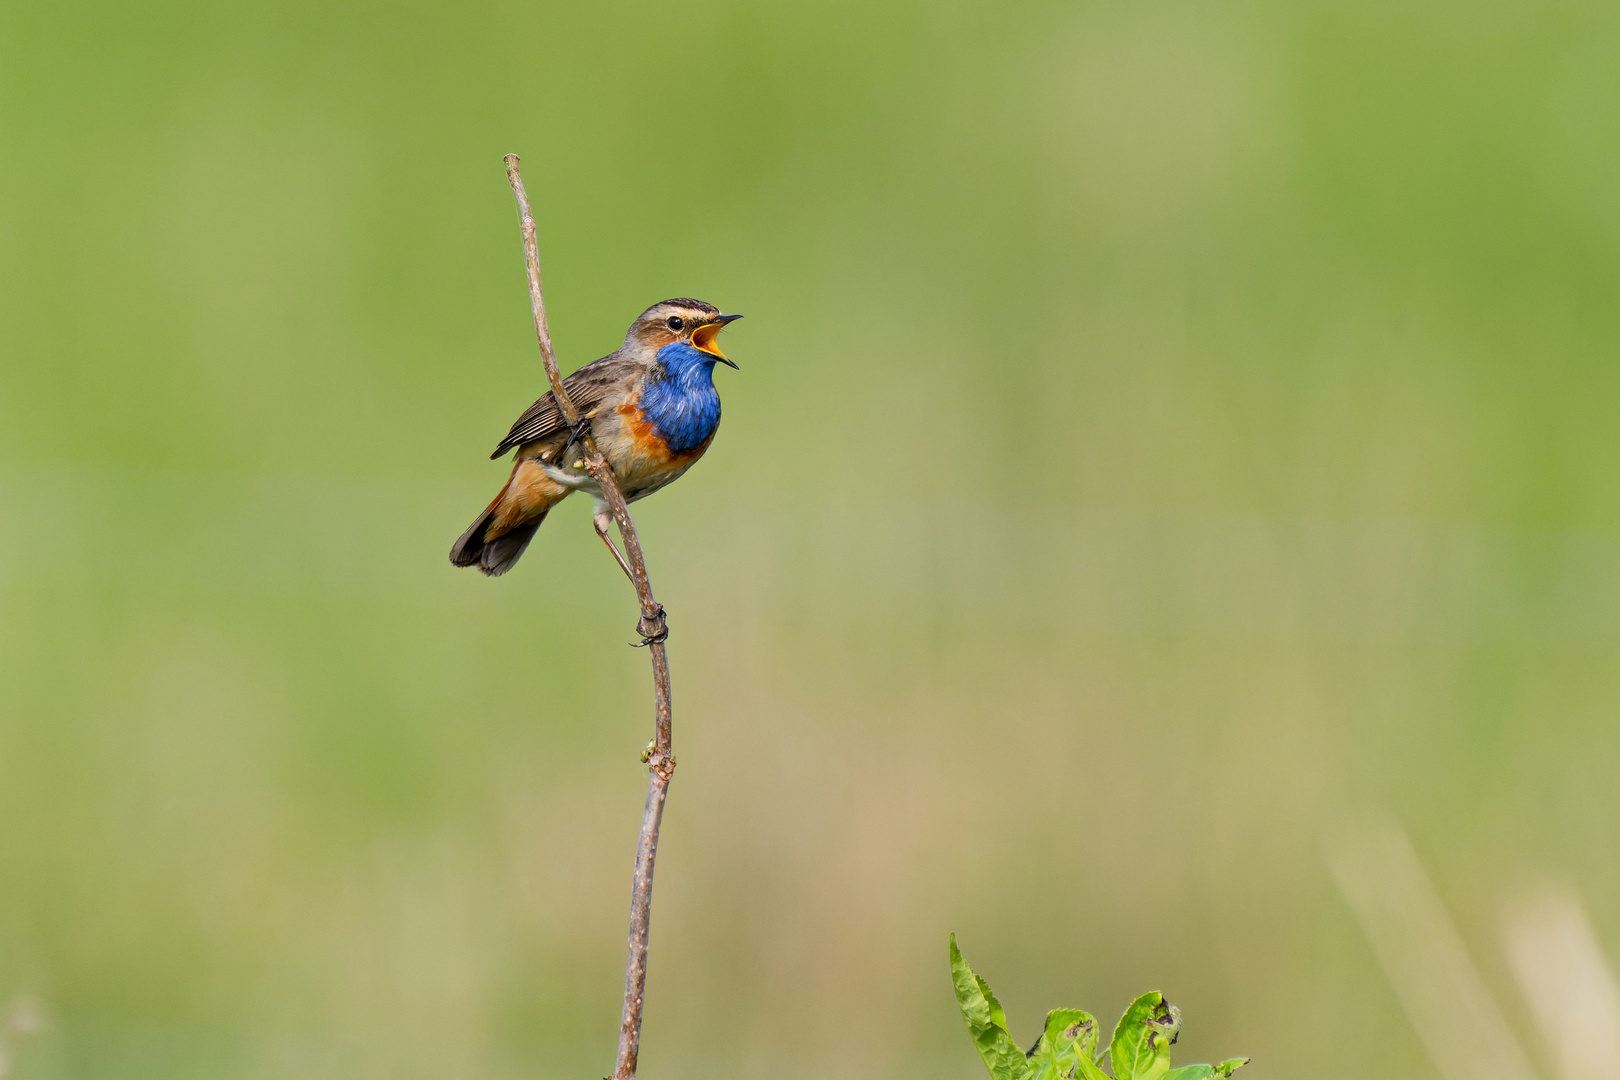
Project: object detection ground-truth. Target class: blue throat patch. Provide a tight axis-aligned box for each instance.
[643,342,723,455]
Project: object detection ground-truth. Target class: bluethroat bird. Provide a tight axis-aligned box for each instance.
[450,298,741,577]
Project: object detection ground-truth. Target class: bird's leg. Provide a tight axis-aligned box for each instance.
[594,508,637,586]
[594,507,669,647]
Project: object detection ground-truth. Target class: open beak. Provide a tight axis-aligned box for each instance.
[690,313,743,368]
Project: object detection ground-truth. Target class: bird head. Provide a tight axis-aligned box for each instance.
[625,298,743,368]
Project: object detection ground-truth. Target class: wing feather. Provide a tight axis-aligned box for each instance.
[490,355,637,459]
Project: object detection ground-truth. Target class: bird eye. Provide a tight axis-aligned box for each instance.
[666,316,684,331]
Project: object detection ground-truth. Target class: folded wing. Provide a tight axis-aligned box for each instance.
[490,355,638,459]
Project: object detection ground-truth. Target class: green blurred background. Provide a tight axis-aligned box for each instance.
[5,0,1620,1077]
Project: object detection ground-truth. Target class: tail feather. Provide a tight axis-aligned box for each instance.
[449,508,495,569]
[449,507,550,577]
[451,457,571,577]
[478,515,544,576]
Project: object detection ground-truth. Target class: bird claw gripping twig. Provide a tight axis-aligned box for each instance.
[563,415,593,461]
[631,604,668,648]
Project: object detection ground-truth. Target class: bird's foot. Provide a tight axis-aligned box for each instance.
[563,416,593,461]
[631,604,668,648]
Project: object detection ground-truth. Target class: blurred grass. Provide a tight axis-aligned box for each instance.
[6,0,1620,1078]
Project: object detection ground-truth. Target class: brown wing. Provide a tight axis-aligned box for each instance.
[490,355,638,459]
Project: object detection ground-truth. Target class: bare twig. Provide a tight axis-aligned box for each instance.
[504,153,676,1080]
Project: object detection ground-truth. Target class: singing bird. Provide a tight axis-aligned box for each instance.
[450,298,742,577]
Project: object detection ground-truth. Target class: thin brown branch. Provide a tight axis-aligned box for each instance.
[504,153,676,1080]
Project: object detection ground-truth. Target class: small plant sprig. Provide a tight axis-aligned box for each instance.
[950,935,1249,1080]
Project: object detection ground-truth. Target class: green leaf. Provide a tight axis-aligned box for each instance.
[1074,1054,1112,1080]
[1108,992,1182,1080]
[1026,1008,1102,1080]
[950,935,1032,1080]
[1165,1058,1248,1080]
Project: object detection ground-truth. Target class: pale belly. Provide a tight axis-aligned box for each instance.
[538,406,713,504]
